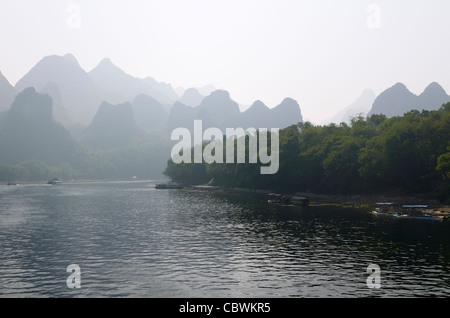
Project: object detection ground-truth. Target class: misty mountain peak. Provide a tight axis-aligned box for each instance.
[199,89,236,108]
[99,57,114,65]
[178,88,204,107]
[368,82,416,117]
[91,57,123,75]
[98,57,116,68]
[82,101,142,149]
[392,82,409,90]
[0,70,12,87]
[89,102,137,132]
[0,86,78,166]
[245,100,270,113]
[322,89,376,125]
[63,53,80,67]
[197,90,240,128]
[360,89,376,99]
[253,99,268,108]
[276,97,301,111]
[13,54,100,125]
[10,87,53,122]
[386,82,414,95]
[16,54,91,93]
[422,82,446,95]
[262,97,303,128]
[369,82,450,117]
[0,70,16,110]
[42,54,81,71]
[384,82,414,96]
[209,89,230,99]
[88,57,178,108]
[418,82,450,110]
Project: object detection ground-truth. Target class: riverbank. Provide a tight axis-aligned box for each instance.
[295,192,450,214]
[220,187,450,213]
[1,178,159,186]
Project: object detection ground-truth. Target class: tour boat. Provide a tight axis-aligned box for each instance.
[372,202,397,216]
[394,205,445,221]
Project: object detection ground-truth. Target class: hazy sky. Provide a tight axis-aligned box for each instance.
[1,0,450,123]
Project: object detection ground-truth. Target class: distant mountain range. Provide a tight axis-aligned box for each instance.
[324,82,450,125]
[0,87,80,165]
[323,89,376,125]
[80,101,144,149]
[6,54,304,136]
[2,53,450,183]
[14,54,179,125]
[0,71,16,111]
[2,53,449,155]
[178,88,205,107]
[163,90,303,134]
[368,82,450,117]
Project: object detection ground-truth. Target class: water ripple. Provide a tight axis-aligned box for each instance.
[1,182,450,297]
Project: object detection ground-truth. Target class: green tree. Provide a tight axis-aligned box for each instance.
[436,147,450,179]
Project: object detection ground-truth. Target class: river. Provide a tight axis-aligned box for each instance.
[1,181,449,297]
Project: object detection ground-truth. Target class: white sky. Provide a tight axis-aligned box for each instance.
[1,0,450,123]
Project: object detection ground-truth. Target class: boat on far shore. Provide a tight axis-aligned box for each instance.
[190,185,220,191]
[372,203,449,221]
[395,205,447,221]
[268,193,310,206]
[372,202,397,216]
[47,178,62,185]
[155,183,183,189]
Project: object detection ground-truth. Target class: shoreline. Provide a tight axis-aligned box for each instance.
[1,178,163,186]
[5,179,450,213]
[221,187,450,213]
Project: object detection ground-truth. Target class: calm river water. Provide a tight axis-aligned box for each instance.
[1,181,449,297]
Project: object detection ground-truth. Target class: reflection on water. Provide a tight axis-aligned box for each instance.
[1,181,449,297]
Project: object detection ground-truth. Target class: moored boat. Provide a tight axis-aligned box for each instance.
[268,193,309,206]
[268,193,282,204]
[190,185,220,191]
[372,202,397,216]
[395,205,444,221]
[47,178,62,185]
[155,183,183,189]
[290,196,310,206]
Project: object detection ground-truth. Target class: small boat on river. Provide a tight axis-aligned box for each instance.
[372,202,397,216]
[47,178,62,185]
[268,193,310,206]
[155,183,183,189]
[395,205,445,221]
[372,203,447,221]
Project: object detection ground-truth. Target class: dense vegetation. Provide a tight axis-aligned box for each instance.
[0,137,170,183]
[0,139,170,182]
[164,103,450,203]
